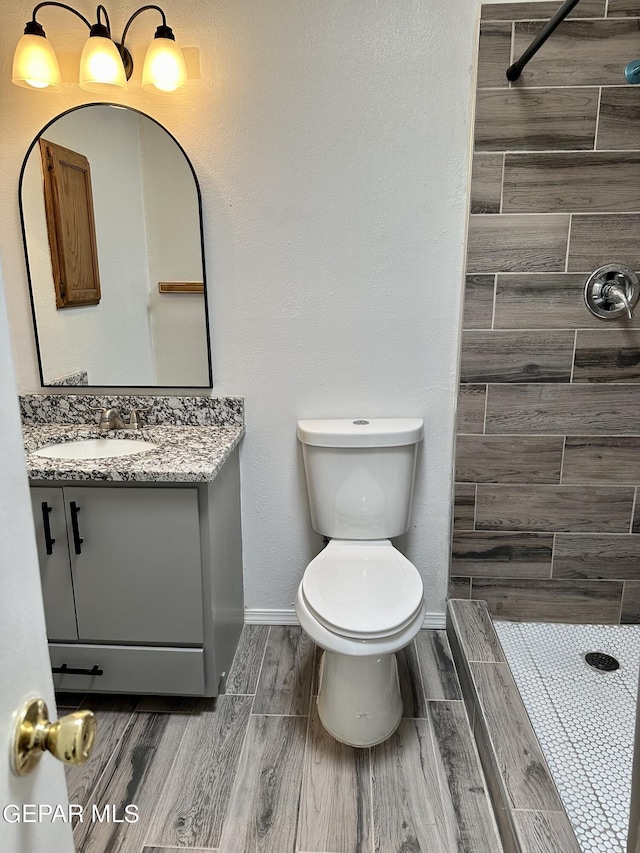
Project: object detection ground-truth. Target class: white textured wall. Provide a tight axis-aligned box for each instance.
[0,0,520,618]
[139,117,209,385]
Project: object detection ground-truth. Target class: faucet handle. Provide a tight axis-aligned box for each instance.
[90,406,111,425]
[128,406,151,429]
[89,407,125,431]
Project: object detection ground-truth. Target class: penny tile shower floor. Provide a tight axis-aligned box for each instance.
[494,621,640,853]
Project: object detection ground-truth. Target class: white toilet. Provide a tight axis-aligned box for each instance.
[295,417,426,747]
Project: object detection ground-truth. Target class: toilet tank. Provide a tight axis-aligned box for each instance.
[297,418,424,539]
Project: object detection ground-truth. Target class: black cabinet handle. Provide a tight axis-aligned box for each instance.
[41,502,56,555]
[69,501,84,554]
[52,663,104,676]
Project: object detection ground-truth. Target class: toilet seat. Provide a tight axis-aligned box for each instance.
[301,539,424,640]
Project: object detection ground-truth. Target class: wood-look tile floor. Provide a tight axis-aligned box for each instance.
[58,626,503,853]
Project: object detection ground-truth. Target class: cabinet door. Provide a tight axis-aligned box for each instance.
[64,487,204,645]
[30,487,78,641]
[39,139,101,308]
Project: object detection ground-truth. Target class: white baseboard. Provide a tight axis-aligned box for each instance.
[422,611,447,630]
[244,608,446,630]
[244,608,300,625]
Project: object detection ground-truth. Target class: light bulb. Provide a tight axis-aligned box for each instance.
[79,35,127,92]
[12,32,61,90]
[142,36,187,93]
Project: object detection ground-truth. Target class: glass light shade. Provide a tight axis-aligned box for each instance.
[142,37,187,93]
[12,33,61,89]
[79,35,127,92]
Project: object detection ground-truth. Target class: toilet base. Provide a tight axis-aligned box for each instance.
[316,650,403,747]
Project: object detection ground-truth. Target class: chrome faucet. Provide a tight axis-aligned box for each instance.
[603,280,634,319]
[93,407,151,431]
[94,407,127,432]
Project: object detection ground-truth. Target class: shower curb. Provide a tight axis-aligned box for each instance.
[446,599,581,853]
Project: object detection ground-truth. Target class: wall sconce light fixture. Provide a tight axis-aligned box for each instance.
[12,3,188,94]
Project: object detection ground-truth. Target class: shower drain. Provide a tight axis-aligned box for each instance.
[583,651,620,672]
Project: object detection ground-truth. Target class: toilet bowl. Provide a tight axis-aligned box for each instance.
[295,417,425,747]
[296,539,425,746]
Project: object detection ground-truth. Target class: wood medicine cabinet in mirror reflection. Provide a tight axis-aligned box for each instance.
[39,139,102,309]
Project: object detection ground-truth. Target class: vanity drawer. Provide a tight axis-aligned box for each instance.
[49,643,205,695]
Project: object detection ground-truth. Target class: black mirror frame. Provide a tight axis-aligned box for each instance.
[19,102,213,390]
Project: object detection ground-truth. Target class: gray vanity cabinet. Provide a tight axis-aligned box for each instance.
[41,487,203,645]
[31,487,78,641]
[29,448,244,697]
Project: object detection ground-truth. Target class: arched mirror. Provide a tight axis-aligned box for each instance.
[20,103,212,388]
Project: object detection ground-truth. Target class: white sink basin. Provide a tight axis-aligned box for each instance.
[33,438,159,460]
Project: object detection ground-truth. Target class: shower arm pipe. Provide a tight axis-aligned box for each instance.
[506,0,582,81]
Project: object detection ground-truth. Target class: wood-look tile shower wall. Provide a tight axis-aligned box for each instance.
[452,0,640,623]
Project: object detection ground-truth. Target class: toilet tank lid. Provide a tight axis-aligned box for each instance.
[297,418,424,448]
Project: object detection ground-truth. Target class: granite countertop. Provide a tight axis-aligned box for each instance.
[23,423,244,483]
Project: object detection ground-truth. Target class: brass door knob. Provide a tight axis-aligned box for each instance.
[12,697,97,776]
